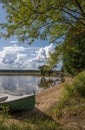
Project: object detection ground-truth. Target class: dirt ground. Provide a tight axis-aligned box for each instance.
[35,84,64,112]
[35,76,72,112]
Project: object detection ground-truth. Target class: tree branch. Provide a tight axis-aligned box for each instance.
[64,6,85,21]
[75,0,85,16]
[64,6,82,16]
[63,9,85,26]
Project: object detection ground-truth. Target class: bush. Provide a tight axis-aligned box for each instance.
[64,84,77,98]
[73,71,85,97]
[64,71,85,98]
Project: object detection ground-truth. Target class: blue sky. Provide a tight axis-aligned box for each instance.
[0,4,62,70]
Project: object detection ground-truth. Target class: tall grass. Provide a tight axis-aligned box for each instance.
[0,116,67,130]
[0,107,66,130]
[54,71,85,119]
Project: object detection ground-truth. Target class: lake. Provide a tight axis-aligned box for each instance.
[0,75,61,94]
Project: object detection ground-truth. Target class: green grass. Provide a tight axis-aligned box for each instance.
[49,71,85,130]
[0,115,68,130]
[0,106,67,130]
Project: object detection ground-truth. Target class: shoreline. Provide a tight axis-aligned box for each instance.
[2,76,72,122]
[12,82,65,120]
[34,76,72,112]
[35,84,64,112]
[0,73,41,76]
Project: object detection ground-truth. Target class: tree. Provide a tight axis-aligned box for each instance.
[49,27,85,76]
[39,65,46,76]
[63,28,85,76]
[0,0,85,43]
[39,65,53,76]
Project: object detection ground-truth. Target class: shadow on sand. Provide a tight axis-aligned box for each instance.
[10,107,54,122]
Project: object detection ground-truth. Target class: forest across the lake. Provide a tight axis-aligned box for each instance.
[0,69,40,75]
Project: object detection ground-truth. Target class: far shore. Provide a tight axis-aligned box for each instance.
[0,70,66,77]
[0,72,41,76]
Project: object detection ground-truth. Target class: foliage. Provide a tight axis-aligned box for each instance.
[0,106,11,129]
[64,71,85,98]
[39,65,53,76]
[0,106,10,117]
[73,71,85,97]
[0,0,85,43]
[49,28,85,76]
[49,44,63,68]
[63,29,85,76]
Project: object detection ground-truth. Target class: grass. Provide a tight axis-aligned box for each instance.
[49,71,85,129]
[0,114,67,130]
[0,105,66,130]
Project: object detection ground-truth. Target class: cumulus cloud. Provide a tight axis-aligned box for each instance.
[0,43,61,70]
[35,44,55,63]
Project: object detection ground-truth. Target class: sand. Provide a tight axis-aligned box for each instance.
[35,84,64,112]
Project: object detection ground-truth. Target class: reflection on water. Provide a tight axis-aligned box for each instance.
[0,76,61,94]
[38,77,60,89]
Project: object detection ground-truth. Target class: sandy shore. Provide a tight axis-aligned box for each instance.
[34,76,72,112]
[35,84,64,112]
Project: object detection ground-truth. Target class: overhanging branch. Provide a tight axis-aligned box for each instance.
[75,0,85,16]
[63,9,85,26]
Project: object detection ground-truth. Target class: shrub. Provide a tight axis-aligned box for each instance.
[64,71,85,98]
[73,71,85,97]
[64,84,77,98]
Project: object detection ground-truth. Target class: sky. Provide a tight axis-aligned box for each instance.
[0,4,62,70]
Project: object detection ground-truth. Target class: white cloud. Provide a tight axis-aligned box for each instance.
[35,44,55,63]
[0,43,62,70]
[10,41,18,44]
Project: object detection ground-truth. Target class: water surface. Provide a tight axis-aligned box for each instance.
[0,75,61,94]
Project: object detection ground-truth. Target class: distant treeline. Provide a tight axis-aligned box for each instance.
[0,69,40,74]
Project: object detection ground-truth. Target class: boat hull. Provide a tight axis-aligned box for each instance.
[0,94,35,112]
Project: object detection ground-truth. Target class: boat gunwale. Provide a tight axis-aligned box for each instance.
[0,94,35,104]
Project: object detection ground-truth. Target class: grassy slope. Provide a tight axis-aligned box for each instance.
[49,72,85,130]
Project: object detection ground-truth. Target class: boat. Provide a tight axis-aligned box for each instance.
[0,91,35,112]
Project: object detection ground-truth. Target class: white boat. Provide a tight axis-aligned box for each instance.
[0,91,35,112]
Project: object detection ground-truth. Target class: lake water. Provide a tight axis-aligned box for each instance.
[0,75,61,94]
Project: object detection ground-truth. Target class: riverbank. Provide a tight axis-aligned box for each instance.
[13,76,72,119]
[35,76,72,112]
[34,76,85,130]
[16,75,85,130]
[35,83,64,112]
[0,76,67,130]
